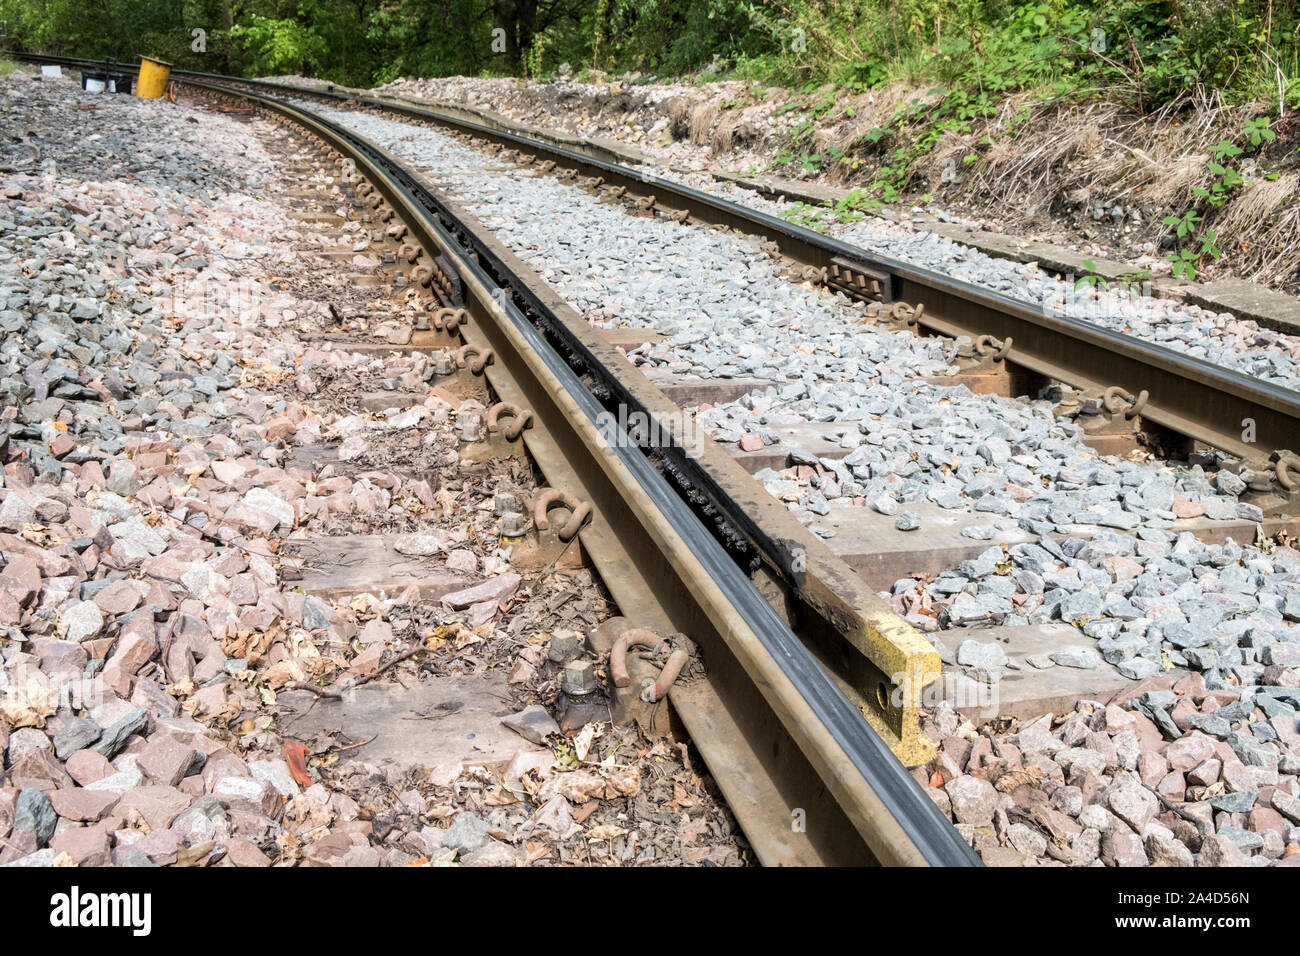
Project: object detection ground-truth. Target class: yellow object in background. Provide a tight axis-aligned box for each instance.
[135,55,172,98]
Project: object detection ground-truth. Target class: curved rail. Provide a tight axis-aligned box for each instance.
[248,83,979,867]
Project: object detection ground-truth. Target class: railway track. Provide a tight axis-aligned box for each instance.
[12,52,985,865]
[190,64,1300,684]
[12,53,1300,868]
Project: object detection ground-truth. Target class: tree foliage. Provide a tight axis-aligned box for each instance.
[1,0,1297,111]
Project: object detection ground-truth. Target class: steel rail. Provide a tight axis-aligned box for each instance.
[122,71,981,865]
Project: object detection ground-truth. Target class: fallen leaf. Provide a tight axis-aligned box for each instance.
[993,765,1044,793]
[519,767,546,798]
[573,722,603,763]
[19,523,49,545]
[537,767,641,804]
[284,741,313,787]
[603,768,641,798]
[349,593,379,613]
[483,786,518,806]
[0,680,57,728]
[547,732,580,772]
[587,824,627,841]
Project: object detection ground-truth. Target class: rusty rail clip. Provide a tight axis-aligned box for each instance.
[890,301,924,325]
[452,343,493,374]
[609,628,691,703]
[487,402,534,441]
[1103,385,1149,420]
[432,307,470,332]
[974,334,1013,361]
[533,489,591,541]
[1272,450,1300,491]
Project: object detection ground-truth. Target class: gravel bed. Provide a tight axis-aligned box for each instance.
[301,102,1263,539]
[714,380,1266,534]
[910,529,1300,681]
[0,72,743,868]
[641,165,1300,394]
[918,684,1300,867]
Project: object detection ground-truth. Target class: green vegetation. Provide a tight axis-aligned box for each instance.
[1074,259,1106,290]
[0,0,1295,105]
[1162,113,1279,280]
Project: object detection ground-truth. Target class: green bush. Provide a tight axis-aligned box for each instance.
[0,0,1294,104]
